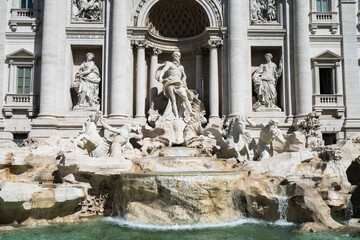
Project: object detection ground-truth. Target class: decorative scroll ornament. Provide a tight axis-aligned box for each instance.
[72,0,103,22]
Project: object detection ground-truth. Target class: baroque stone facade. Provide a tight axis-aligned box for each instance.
[1,0,360,144]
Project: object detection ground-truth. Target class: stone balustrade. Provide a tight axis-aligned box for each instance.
[10,8,36,19]
[9,8,38,32]
[3,93,37,117]
[314,94,345,117]
[309,11,339,34]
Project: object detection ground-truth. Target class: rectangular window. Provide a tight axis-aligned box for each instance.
[322,133,337,146]
[13,133,28,147]
[316,0,330,12]
[20,0,33,9]
[319,68,334,94]
[16,67,31,94]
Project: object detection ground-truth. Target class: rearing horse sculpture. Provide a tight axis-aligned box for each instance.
[206,115,253,162]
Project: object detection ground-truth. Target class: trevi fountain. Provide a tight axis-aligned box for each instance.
[1,0,360,239]
[0,50,359,239]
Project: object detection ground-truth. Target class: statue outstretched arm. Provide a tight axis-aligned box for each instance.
[158,62,172,82]
[100,118,122,134]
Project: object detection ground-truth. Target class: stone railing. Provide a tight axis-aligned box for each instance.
[10,8,36,19]
[314,94,345,117]
[9,9,39,32]
[3,94,37,117]
[5,93,34,106]
[315,94,343,106]
[309,12,339,34]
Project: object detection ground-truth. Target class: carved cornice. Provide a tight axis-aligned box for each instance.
[247,29,286,39]
[133,0,222,27]
[5,32,38,39]
[66,28,106,39]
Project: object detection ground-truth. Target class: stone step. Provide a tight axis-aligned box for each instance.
[134,156,237,173]
[157,147,203,157]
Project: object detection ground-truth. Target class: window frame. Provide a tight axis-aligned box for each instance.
[319,66,335,95]
[316,0,331,13]
[19,0,33,9]
[16,66,32,94]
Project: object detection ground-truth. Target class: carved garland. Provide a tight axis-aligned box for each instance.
[133,0,222,27]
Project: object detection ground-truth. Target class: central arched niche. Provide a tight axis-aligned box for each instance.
[146,0,210,38]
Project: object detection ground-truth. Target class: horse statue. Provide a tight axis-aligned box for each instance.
[206,116,253,162]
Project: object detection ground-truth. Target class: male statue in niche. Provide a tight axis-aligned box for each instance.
[252,53,283,112]
[72,52,101,110]
[156,51,195,119]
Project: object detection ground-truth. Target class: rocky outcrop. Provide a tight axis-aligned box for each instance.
[0,182,86,224]
[0,134,358,233]
[114,172,245,224]
[287,183,343,232]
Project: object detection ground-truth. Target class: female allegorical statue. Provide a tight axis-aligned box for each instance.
[252,53,282,111]
[72,52,101,110]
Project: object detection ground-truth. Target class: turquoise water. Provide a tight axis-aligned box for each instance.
[0,218,359,240]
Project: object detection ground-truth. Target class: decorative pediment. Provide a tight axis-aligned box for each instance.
[6,48,35,60]
[312,50,342,62]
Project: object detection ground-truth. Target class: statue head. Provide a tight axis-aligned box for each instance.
[172,51,181,64]
[268,119,279,127]
[264,53,273,62]
[89,111,102,123]
[86,52,95,61]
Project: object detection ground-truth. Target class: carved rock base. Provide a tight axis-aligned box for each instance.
[253,102,281,112]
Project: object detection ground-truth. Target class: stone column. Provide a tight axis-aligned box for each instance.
[149,48,162,105]
[340,0,360,134]
[194,48,204,101]
[208,40,222,118]
[294,0,312,117]
[38,0,58,117]
[134,40,147,118]
[0,0,5,104]
[228,0,251,116]
[335,62,343,95]
[110,0,129,118]
[314,63,320,95]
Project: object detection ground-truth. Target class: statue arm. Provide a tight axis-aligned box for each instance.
[181,66,187,86]
[100,118,122,134]
[158,62,171,82]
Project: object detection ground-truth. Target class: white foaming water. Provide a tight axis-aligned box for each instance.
[345,199,354,219]
[154,164,217,172]
[273,185,291,225]
[103,217,294,231]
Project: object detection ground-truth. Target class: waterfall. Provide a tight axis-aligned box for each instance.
[275,185,289,224]
[345,199,354,220]
[244,192,255,216]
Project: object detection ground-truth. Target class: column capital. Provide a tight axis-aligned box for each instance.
[208,39,223,48]
[131,39,148,48]
[152,47,162,56]
[193,47,206,56]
